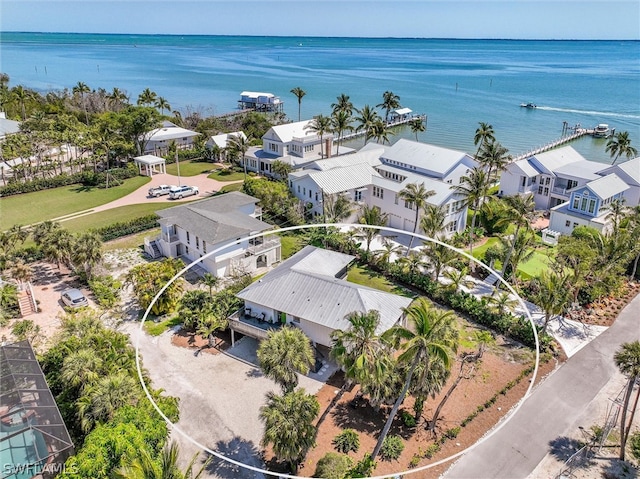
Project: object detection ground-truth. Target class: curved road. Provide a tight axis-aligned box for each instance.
[443,293,640,478]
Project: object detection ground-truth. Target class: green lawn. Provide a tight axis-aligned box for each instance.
[347,265,414,297]
[217,183,244,194]
[207,169,245,182]
[165,160,214,177]
[144,315,183,336]
[62,203,178,233]
[1,176,151,230]
[280,234,305,259]
[103,228,161,251]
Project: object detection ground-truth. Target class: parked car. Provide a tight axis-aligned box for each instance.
[169,185,199,199]
[148,184,175,197]
[61,288,89,309]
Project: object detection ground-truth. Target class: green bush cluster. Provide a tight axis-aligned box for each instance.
[0,166,137,196]
[313,452,353,479]
[88,275,122,308]
[380,435,404,462]
[401,409,417,428]
[332,429,360,453]
[94,214,159,241]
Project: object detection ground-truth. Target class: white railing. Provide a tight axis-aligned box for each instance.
[247,237,281,255]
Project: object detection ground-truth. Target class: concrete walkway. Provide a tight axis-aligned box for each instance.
[52,172,242,223]
[441,293,640,479]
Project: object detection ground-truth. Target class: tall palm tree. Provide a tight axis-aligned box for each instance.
[377,90,401,123]
[606,131,637,165]
[290,87,306,121]
[257,326,315,393]
[370,118,392,144]
[498,228,537,286]
[305,114,332,158]
[425,241,456,281]
[398,182,435,254]
[354,105,379,144]
[532,270,572,334]
[11,86,32,120]
[155,96,171,115]
[72,81,91,124]
[374,238,405,268]
[409,117,426,141]
[331,93,353,115]
[614,341,640,460]
[493,193,536,283]
[200,272,220,298]
[372,298,458,460]
[260,389,319,473]
[420,204,447,239]
[78,372,139,433]
[227,133,252,180]
[116,441,210,479]
[331,109,353,155]
[107,87,129,111]
[357,205,389,254]
[72,231,103,279]
[478,139,511,183]
[137,88,158,107]
[451,167,491,266]
[322,193,353,223]
[473,122,495,160]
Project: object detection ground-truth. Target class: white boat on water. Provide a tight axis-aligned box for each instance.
[592,123,611,138]
[520,102,537,109]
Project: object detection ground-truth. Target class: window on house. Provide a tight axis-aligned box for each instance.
[545,177,551,185]
[581,197,588,210]
[565,220,571,227]
[405,200,414,210]
[186,232,190,244]
[297,185,300,193]
[572,197,580,209]
[203,241,207,253]
[315,192,319,201]
[196,236,199,248]
[185,246,189,254]
[588,199,596,213]
[447,220,457,232]
[354,190,362,201]
[573,223,579,228]
[309,190,312,199]
[568,180,578,190]
[394,194,398,205]
[544,187,549,196]
[538,186,544,195]
[303,187,306,195]
[269,143,278,153]
[532,176,537,183]
[373,186,384,199]
[521,176,527,187]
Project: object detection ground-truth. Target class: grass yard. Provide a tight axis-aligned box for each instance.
[279,234,305,259]
[217,183,244,194]
[347,264,414,297]
[207,169,245,182]
[517,249,554,279]
[61,203,178,233]
[103,228,161,251]
[144,315,183,336]
[165,160,214,177]
[0,176,150,230]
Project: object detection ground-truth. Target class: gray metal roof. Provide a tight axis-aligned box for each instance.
[156,192,272,245]
[531,146,586,174]
[585,173,629,199]
[301,163,382,194]
[237,246,412,333]
[371,165,459,205]
[380,139,471,176]
[554,160,603,180]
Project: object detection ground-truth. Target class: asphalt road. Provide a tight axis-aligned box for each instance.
[443,293,640,479]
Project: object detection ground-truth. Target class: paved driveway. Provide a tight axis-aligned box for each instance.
[442,293,640,479]
[126,325,333,478]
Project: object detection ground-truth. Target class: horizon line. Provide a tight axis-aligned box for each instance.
[2,31,639,42]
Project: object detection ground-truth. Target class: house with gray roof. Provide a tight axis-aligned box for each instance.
[228,246,413,347]
[143,121,200,155]
[145,191,281,277]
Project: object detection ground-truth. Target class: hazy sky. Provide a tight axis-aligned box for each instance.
[1,0,639,40]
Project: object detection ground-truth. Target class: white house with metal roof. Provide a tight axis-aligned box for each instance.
[145,192,281,277]
[595,157,640,206]
[244,119,337,177]
[205,131,247,161]
[229,246,413,348]
[0,112,20,141]
[498,146,606,210]
[143,121,200,154]
[548,173,630,237]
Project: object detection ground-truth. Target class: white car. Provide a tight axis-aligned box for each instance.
[61,288,89,309]
[169,185,199,199]
[148,185,175,197]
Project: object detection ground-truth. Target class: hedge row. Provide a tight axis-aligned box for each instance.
[0,166,138,196]
[94,214,159,241]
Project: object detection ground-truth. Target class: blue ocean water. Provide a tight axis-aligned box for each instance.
[1,33,639,164]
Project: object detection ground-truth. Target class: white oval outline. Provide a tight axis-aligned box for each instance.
[135,223,540,479]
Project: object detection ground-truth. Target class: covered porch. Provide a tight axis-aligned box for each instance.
[133,154,167,176]
[227,308,283,346]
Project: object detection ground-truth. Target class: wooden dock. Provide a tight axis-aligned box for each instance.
[341,114,427,141]
[512,128,593,162]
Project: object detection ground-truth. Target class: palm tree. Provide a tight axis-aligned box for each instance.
[486,291,518,316]
[322,193,353,223]
[257,326,315,393]
[354,105,379,144]
[425,241,456,281]
[290,87,306,121]
[498,228,537,286]
[332,93,353,115]
[606,131,637,165]
[200,272,220,298]
[478,139,511,183]
[374,238,405,267]
[227,133,252,180]
[197,312,228,349]
[532,269,572,334]
[409,117,426,141]
[420,204,447,239]
[11,86,32,120]
[107,87,129,111]
[72,231,103,279]
[271,159,293,181]
[358,205,389,253]
[155,96,171,115]
[331,109,353,155]
[305,114,332,158]
[444,266,475,292]
[614,341,640,460]
[451,166,491,266]
[43,228,75,270]
[137,88,158,107]
[72,81,91,124]
[61,348,103,389]
[493,193,536,284]
[473,122,495,160]
[372,298,458,460]
[370,118,392,144]
[78,372,139,433]
[399,182,435,254]
[260,388,319,473]
[116,441,210,479]
[377,90,401,123]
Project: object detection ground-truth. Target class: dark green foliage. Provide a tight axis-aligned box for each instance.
[443,426,461,439]
[88,275,121,308]
[380,435,404,462]
[332,429,360,453]
[629,431,640,461]
[401,409,417,428]
[346,454,376,478]
[313,452,354,479]
[94,214,159,241]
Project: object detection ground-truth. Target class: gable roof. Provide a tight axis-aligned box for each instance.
[530,146,587,174]
[237,246,412,333]
[597,157,640,186]
[291,163,382,195]
[371,165,460,205]
[156,192,272,245]
[265,120,316,143]
[380,139,472,177]
[0,114,20,138]
[584,173,629,199]
[145,122,200,142]
[207,131,246,149]
[308,147,384,171]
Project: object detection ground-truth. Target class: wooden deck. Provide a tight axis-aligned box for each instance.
[512,128,594,162]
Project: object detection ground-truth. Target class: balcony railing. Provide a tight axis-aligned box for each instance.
[247,237,281,255]
[228,309,282,341]
[161,232,179,243]
[552,186,570,196]
[250,206,263,218]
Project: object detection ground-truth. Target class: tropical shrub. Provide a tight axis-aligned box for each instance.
[95,214,159,241]
[401,409,417,428]
[380,435,404,462]
[333,429,360,453]
[313,452,353,479]
[89,274,121,308]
